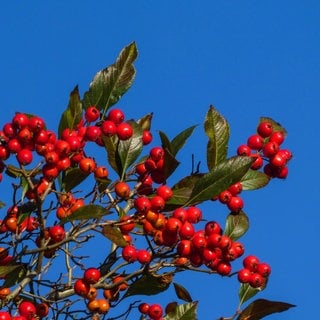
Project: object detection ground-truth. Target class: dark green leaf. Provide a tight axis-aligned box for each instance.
[237,299,296,320]
[164,302,198,320]
[205,105,230,170]
[0,265,22,278]
[123,272,173,298]
[238,283,262,305]
[58,86,83,138]
[173,282,193,302]
[240,170,270,190]
[165,174,204,209]
[259,117,287,136]
[159,131,173,154]
[3,265,26,287]
[224,211,249,241]
[171,125,197,156]
[117,120,143,180]
[102,225,128,247]
[102,135,121,176]
[61,204,108,223]
[163,148,180,181]
[186,156,253,206]
[82,42,138,114]
[61,168,90,192]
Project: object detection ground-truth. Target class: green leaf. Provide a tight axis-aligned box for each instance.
[3,265,26,288]
[164,302,198,320]
[163,148,180,181]
[82,42,138,115]
[61,204,108,223]
[61,168,90,192]
[137,113,153,131]
[165,174,204,209]
[238,283,262,305]
[123,272,173,298]
[0,265,22,278]
[117,120,143,180]
[173,282,193,302]
[186,156,253,206]
[58,86,83,138]
[240,170,270,190]
[159,130,173,154]
[237,299,296,320]
[102,225,128,247]
[259,116,287,136]
[171,125,197,157]
[102,135,121,176]
[224,211,249,241]
[205,105,230,170]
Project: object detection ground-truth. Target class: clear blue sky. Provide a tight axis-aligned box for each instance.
[0,1,318,319]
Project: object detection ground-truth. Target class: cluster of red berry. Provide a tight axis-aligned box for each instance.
[237,120,292,178]
[74,267,131,314]
[0,300,49,320]
[237,255,271,288]
[138,302,163,320]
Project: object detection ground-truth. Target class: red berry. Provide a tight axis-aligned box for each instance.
[150,195,165,212]
[247,134,264,150]
[249,272,264,288]
[156,185,173,201]
[118,216,135,234]
[74,278,90,297]
[79,157,96,174]
[218,190,232,204]
[101,120,117,136]
[28,115,45,133]
[178,221,195,240]
[270,152,287,167]
[18,301,36,319]
[137,249,152,264]
[12,112,29,129]
[138,302,150,314]
[262,141,279,158]
[165,217,182,234]
[228,182,243,196]
[237,268,252,283]
[237,144,251,156]
[0,311,11,320]
[227,196,244,213]
[49,225,66,243]
[216,261,232,275]
[115,181,130,199]
[85,125,101,141]
[16,149,33,165]
[250,154,263,170]
[85,106,100,122]
[257,262,271,277]
[257,121,273,137]
[107,108,125,124]
[186,206,202,223]
[204,221,221,236]
[142,130,153,145]
[121,245,137,263]
[149,147,164,162]
[148,304,163,320]
[83,267,101,284]
[117,122,133,140]
[243,255,260,272]
[269,131,285,145]
[134,196,151,214]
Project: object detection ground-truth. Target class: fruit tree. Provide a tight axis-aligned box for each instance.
[0,42,295,320]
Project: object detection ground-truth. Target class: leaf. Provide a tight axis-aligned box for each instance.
[102,225,128,247]
[224,211,249,241]
[237,299,296,320]
[163,148,180,181]
[61,204,108,223]
[0,265,22,278]
[159,131,173,154]
[82,42,138,114]
[5,164,22,178]
[61,168,90,192]
[186,156,253,206]
[164,302,198,320]
[123,272,173,298]
[117,120,143,180]
[0,201,5,209]
[173,282,193,302]
[238,283,261,305]
[259,117,287,136]
[205,106,230,170]
[137,113,153,131]
[171,125,197,157]
[240,170,270,190]
[102,135,121,176]
[58,86,83,138]
[3,265,26,288]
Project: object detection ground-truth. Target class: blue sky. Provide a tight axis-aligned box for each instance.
[0,1,319,319]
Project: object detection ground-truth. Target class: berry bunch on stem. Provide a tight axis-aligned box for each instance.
[0,42,294,320]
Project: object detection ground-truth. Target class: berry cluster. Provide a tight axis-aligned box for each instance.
[138,302,163,320]
[237,120,292,178]
[237,255,271,288]
[74,268,131,315]
[215,181,244,213]
[0,300,49,320]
